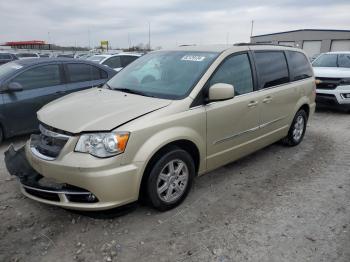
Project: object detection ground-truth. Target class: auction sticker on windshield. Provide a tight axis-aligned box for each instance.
[181,55,206,62]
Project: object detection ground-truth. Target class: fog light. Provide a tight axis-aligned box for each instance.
[87,194,96,202]
[342,93,350,99]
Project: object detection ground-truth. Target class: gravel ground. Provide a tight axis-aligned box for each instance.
[0,109,349,262]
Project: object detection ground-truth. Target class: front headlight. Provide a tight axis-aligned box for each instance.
[75,132,130,158]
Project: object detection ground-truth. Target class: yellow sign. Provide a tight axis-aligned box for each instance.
[101,41,109,49]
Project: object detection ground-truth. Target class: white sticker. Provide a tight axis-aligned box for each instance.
[181,55,206,62]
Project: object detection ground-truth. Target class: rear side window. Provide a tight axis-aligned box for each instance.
[103,57,121,68]
[67,64,102,83]
[286,51,313,81]
[254,51,289,89]
[210,53,254,95]
[12,65,61,90]
[121,56,138,67]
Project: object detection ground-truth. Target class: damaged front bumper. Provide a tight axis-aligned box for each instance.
[5,145,98,205]
[4,142,142,211]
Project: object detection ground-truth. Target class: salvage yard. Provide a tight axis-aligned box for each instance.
[0,109,349,262]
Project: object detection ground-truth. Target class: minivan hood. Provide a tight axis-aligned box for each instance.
[38,88,171,133]
[313,67,350,78]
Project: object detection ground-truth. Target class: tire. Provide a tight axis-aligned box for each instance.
[282,110,307,146]
[146,147,195,211]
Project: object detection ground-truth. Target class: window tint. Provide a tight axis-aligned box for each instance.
[0,54,11,59]
[121,56,138,67]
[102,57,121,68]
[100,69,108,79]
[210,53,254,95]
[312,54,337,67]
[67,64,101,83]
[254,51,289,89]
[12,65,61,90]
[286,51,313,81]
[338,54,350,68]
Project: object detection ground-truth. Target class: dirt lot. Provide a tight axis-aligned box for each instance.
[0,109,349,262]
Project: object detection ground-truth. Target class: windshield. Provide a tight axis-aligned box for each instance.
[313,53,350,68]
[338,54,350,68]
[0,62,23,78]
[87,55,106,62]
[107,51,219,99]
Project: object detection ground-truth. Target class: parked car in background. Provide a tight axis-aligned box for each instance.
[0,53,18,65]
[0,58,116,142]
[4,44,316,211]
[56,54,74,58]
[15,52,40,59]
[39,53,51,58]
[87,53,142,71]
[312,52,350,111]
[74,53,88,59]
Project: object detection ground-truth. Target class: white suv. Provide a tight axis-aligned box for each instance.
[312,52,350,111]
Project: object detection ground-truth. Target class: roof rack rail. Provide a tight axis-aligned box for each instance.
[234,42,295,48]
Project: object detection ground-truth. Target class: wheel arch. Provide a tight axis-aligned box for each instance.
[136,137,202,201]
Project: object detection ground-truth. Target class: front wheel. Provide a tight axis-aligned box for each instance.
[146,147,195,211]
[282,110,307,146]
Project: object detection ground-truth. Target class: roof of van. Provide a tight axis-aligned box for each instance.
[168,44,301,53]
[325,51,350,55]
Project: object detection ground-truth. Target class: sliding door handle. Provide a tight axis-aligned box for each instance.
[263,96,272,103]
[248,101,258,108]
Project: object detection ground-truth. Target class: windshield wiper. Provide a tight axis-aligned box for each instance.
[114,88,154,97]
[104,83,112,89]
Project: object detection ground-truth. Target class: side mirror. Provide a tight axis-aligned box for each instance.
[7,82,23,92]
[208,83,235,102]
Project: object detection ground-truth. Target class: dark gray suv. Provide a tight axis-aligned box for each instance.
[0,58,116,142]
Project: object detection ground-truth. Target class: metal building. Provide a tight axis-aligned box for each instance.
[250,29,350,58]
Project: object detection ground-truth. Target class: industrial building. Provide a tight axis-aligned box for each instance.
[250,29,350,58]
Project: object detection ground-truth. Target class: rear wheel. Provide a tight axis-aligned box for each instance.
[282,110,307,146]
[146,147,195,211]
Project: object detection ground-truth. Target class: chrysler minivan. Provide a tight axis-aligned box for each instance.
[5,44,316,211]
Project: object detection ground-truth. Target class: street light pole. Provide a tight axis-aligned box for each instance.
[148,22,151,51]
[250,20,254,38]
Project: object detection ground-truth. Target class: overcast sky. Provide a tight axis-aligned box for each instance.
[1,0,349,49]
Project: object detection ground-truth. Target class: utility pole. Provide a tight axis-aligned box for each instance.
[250,20,254,39]
[88,29,91,49]
[128,33,131,50]
[148,22,151,51]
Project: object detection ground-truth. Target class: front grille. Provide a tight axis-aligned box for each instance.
[25,187,60,201]
[30,124,70,159]
[317,93,335,98]
[316,77,342,90]
[22,177,99,203]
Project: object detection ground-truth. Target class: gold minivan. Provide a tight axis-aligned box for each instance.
[5,44,316,211]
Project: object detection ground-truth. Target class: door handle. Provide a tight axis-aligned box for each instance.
[248,101,258,108]
[263,96,272,103]
[55,91,66,94]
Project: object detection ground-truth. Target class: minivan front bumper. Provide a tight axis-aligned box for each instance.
[5,143,143,211]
